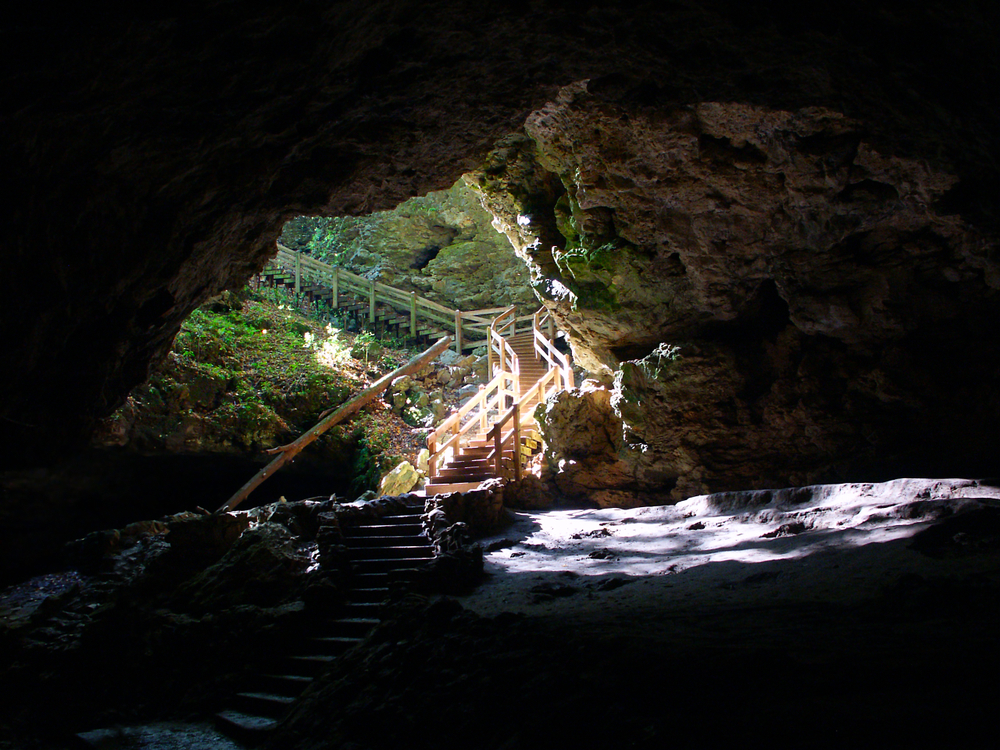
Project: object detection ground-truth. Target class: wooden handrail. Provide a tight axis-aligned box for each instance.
[425,369,517,476]
[268,243,510,352]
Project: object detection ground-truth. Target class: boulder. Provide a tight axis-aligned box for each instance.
[380,461,421,496]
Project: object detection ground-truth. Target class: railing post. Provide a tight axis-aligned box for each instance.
[332,268,339,309]
[454,310,463,353]
[478,384,487,432]
[548,315,555,342]
[494,427,502,478]
[294,252,301,296]
[487,332,494,379]
[512,404,521,479]
[368,280,376,326]
[427,435,437,478]
[410,291,417,338]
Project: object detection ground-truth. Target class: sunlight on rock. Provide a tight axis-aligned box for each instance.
[481,478,1000,577]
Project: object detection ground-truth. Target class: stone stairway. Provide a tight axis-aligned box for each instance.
[214,509,433,745]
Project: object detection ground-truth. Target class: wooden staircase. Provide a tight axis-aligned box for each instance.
[213,508,432,745]
[424,308,572,494]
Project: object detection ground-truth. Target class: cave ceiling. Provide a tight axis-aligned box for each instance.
[2,0,999,476]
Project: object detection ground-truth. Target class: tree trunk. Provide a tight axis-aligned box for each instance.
[216,335,453,513]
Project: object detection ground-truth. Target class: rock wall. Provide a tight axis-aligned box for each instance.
[4,0,1000,485]
[281,180,536,313]
[477,87,1000,501]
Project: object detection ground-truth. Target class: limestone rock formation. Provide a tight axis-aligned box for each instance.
[379,460,421,496]
[472,86,1000,501]
[3,1,1000,495]
[281,180,536,313]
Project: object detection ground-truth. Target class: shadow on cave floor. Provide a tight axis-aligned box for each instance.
[0,448,352,588]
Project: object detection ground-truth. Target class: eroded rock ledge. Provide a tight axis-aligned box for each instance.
[472,86,1000,502]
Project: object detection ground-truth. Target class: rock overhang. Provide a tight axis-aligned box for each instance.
[3,0,999,485]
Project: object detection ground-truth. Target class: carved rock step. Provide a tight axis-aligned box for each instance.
[349,544,434,560]
[344,534,425,547]
[234,691,296,718]
[351,557,435,573]
[346,522,424,537]
[214,710,279,743]
[214,510,433,745]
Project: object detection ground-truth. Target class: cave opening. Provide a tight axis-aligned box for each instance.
[410,244,441,270]
[3,2,1000,746]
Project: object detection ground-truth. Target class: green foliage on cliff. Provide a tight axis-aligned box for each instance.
[96,290,417,484]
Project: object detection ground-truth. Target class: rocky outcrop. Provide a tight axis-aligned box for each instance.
[472,86,1000,501]
[5,0,1000,475]
[282,180,536,313]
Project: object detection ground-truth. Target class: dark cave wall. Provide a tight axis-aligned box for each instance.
[3,0,999,476]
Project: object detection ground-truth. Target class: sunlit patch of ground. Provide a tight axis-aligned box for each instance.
[459,478,1000,617]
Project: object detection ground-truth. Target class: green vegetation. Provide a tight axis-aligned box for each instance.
[97,287,422,494]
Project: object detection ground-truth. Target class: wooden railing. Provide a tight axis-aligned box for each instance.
[267,243,511,352]
[484,363,565,480]
[532,309,574,390]
[426,369,518,477]
[427,304,575,485]
[488,307,520,398]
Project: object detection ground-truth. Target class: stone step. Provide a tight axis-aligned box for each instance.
[351,572,391,587]
[382,511,425,520]
[338,601,383,617]
[351,557,433,573]
[309,635,365,655]
[344,534,426,547]
[344,522,424,537]
[326,617,380,637]
[284,654,339,676]
[256,673,313,696]
[349,587,390,603]
[214,710,278,743]
[234,691,295,719]
[348,545,434,560]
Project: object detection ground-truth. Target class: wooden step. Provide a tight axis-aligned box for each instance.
[424,480,490,494]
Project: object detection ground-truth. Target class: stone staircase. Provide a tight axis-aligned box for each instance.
[213,508,433,745]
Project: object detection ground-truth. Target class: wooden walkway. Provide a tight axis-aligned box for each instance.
[424,309,574,493]
[259,243,510,353]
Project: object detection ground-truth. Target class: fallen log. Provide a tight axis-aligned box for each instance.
[215,336,453,514]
